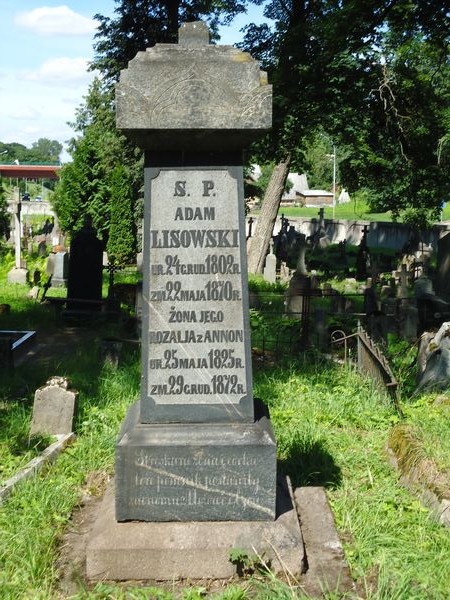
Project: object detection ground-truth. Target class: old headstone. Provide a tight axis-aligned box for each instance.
[30,376,78,436]
[436,231,450,302]
[87,21,303,582]
[67,217,103,309]
[115,20,275,521]
[51,251,69,287]
[38,240,47,257]
[263,242,277,283]
[7,190,28,285]
[356,224,371,280]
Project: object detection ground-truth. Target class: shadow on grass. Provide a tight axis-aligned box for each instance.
[278,436,342,489]
[0,297,140,434]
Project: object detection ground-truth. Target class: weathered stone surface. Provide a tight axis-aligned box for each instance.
[67,219,103,308]
[115,415,276,522]
[116,22,271,150]
[30,377,77,435]
[113,21,277,526]
[51,251,68,287]
[7,267,28,285]
[294,487,355,597]
[88,477,303,580]
[416,322,450,392]
[140,167,253,424]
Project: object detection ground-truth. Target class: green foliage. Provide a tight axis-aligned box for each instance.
[229,548,270,577]
[0,138,62,164]
[52,79,143,245]
[0,275,450,597]
[106,165,136,265]
[242,1,450,222]
[0,179,10,255]
[248,162,293,199]
[92,1,248,84]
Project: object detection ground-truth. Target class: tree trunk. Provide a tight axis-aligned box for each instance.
[247,157,291,274]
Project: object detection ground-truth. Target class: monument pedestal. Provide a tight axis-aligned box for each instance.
[116,409,277,522]
[7,268,28,285]
[87,476,305,581]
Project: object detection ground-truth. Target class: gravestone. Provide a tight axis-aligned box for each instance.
[51,251,69,287]
[87,22,304,582]
[263,242,277,283]
[356,224,371,280]
[30,376,78,436]
[115,20,275,523]
[38,240,47,257]
[67,217,103,309]
[7,191,28,285]
[436,232,450,302]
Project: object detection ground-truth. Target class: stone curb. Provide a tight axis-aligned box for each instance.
[387,425,450,528]
[0,432,75,503]
[294,487,356,597]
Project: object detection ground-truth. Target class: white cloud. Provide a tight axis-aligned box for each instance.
[22,57,94,86]
[9,107,41,121]
[15,5,97,36]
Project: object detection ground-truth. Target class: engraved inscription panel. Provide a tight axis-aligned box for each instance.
[144,169,251,411]
[117,445,276,521]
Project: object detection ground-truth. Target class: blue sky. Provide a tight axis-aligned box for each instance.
[0,2,267,162]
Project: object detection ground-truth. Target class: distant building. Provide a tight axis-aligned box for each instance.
[248,166,336,208]
[297,189,334,207]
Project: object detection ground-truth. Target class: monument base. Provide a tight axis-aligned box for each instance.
[115,404,277,522]
[86,476,305,581]
[7,268,28,285]
[50,277,67,288]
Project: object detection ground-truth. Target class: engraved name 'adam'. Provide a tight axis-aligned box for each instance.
[174,207,215,221]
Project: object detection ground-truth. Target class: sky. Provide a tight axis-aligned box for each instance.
[0,1,268,163]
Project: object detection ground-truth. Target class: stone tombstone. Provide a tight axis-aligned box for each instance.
[38,240,47,257]
[30,376,78,436]
[263,243,277,283]
[436,231,450,302]
[7,192,28,285]
[115,22,276,522]
[67,217,103,308]
[51,251,69,287]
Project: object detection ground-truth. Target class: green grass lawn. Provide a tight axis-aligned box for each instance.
[251,195,450,224]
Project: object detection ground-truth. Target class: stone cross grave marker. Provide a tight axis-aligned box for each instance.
[7,188,28,284]
[114,21,276,523]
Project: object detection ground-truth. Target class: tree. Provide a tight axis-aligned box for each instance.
[92,0,248,84]
[29,138,62,163]
[242,1,450,227]
[107,165,136,265]
[247,157,291,273]
[52,79,143,244]
[56,1,249,248]
[0,139,62,164]
[0,179,10,248]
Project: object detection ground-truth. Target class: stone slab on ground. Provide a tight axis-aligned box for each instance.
[86,477,305,581]
[294,486,355,597]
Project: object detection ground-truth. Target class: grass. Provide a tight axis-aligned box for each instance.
[267,192,450,224]
[0,270,450,598]
[255,358,450,599]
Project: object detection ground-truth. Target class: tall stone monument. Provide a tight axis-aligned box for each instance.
[88,22,304,581]
[7,189,28,285]
[116,20,275,522]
